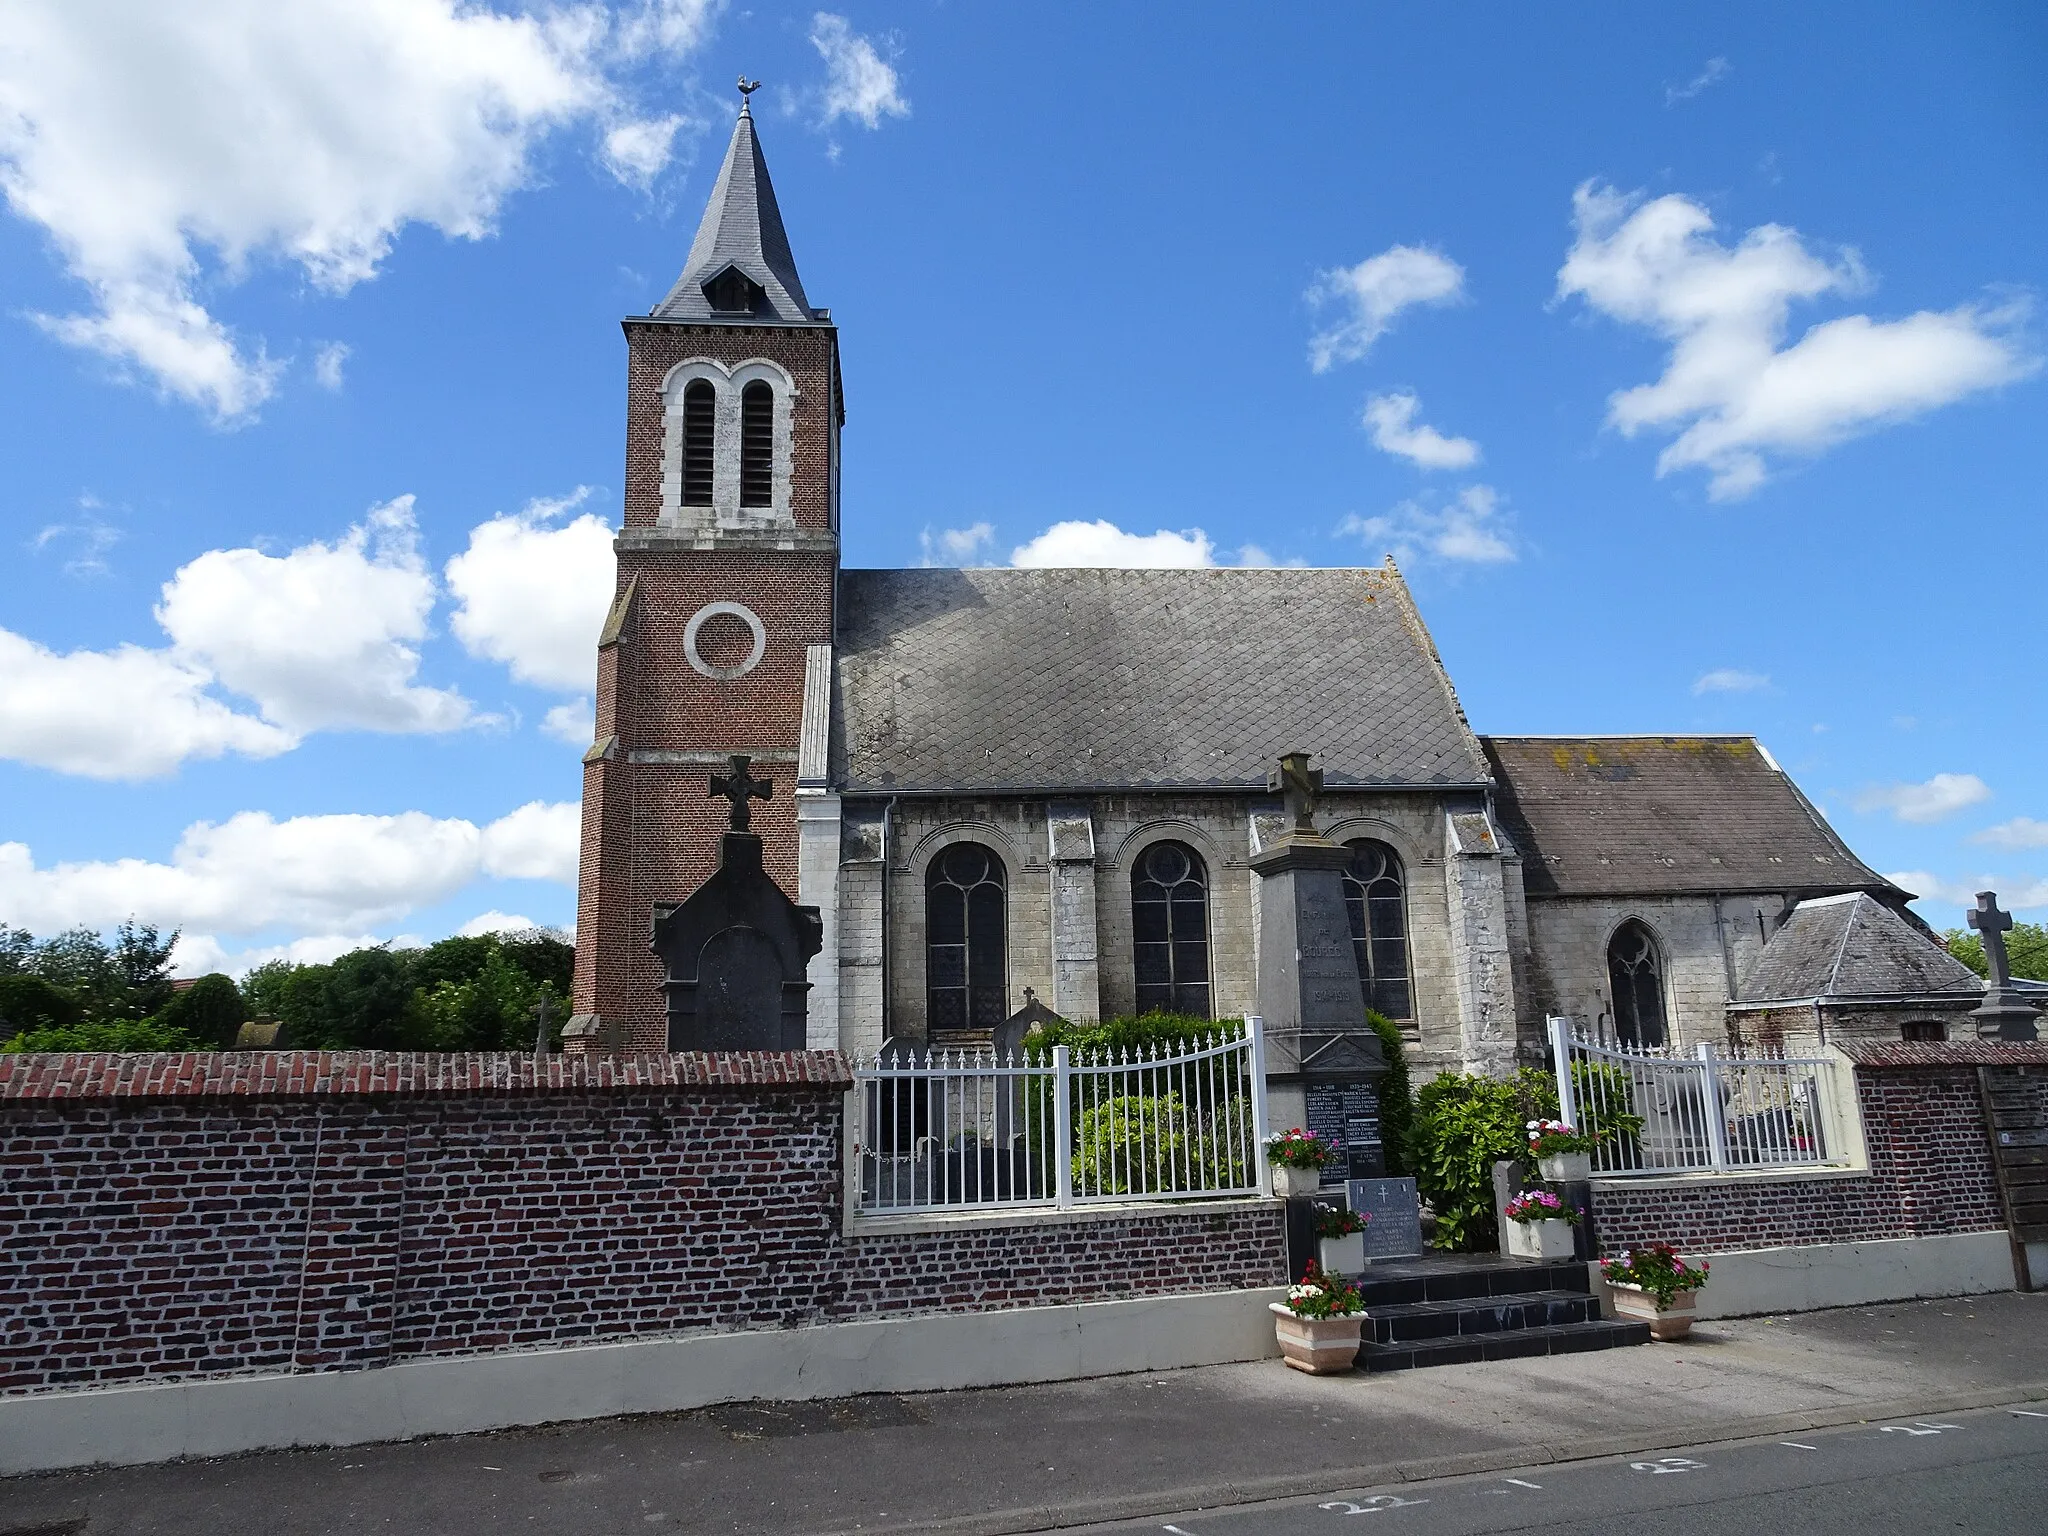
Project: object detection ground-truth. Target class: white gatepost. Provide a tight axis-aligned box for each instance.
[1548,1016,1578,1132]
[1246,1014,1271,1158]
[1052,1043,1074,1209]
[1695,1041,1731,1172]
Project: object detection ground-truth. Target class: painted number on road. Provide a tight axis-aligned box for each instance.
[1630,1457,1705,1474]
[1880,1423,1961,1436]
[1319,1496,1429,1514]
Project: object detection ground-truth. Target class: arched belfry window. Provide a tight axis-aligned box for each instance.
[926,843,1007,1037]
[1132,841,1211,1017]
[681,380,715,507]
[1342,840,1412,1022]
[1608,920,1668,1049]
[739,381,774,508]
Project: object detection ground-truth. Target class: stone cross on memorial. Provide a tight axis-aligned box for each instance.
[709,754,772,832]
[1969,890,2017,989]
[1269,749,1324,836]
[1966,888,2040,1043]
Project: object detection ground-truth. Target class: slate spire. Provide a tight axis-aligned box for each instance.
[653,90,818,323]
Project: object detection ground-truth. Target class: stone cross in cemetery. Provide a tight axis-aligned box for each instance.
[1270,750,1324,836]
[1968,890,2041,1042]
[650,755,823,1051]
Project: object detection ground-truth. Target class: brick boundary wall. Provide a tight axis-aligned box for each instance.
[0,1052,1286,1398]
[1589,1042,2048,1255]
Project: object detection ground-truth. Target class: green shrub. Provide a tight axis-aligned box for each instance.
[1365,1010,1414,1176]
[1,1019,199,1053]
[156,973,248,1048]
[1023,1010,1242,1059]
[1070,1091,1252,1195]
[1410,1068,1559,1252]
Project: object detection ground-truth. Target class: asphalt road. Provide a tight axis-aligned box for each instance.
[1097,1403,2048,1536]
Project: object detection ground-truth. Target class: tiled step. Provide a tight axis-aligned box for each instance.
[1358,1317,1651,1372]
[1352,1257,1590,1309]
[1364,1288,1602,1345]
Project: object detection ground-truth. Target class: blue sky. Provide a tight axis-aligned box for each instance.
[1,1,2043,973]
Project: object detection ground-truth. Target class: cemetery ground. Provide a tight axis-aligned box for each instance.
[3,1292,2044,1536]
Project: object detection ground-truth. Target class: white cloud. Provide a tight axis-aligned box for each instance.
[1339,485,1516,566]
[31,510,121,577]
[457,910,542,937]
[480,799,581,883]
[1665,56,1730,106]
[159,495,476,734]
[446,487,615,693]
[0,629,294,781]
[1557,182,2036,498]
[1307,245,1465,373]
[1692,668,1770,695]
[543,698,596,746]
[0,2,714,422]
[1974,817,2048,851]
[919,522,995,566]
[0,799,578,941]
[1854,772,1993,825]
[312,341,350,391]
[1362,392,1480,470]
[602,114,685,189]
[1011,521,1218,568]
[810,13,909,130]
[1888,869,2048,914]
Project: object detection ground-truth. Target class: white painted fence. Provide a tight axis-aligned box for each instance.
[850,1017,1270,1214]
[1548,1017,1852,1177]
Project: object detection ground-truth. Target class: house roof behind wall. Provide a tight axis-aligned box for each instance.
[1736,891,1984,1002]
[1480,735,1897,900]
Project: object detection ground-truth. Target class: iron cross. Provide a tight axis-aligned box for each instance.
[1269,750,1323,835]
[710,753,773,832]
[1969,890,2016,988]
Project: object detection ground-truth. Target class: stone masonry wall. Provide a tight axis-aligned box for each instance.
[1589,1055,2011,1254]
[0,1052,1285,1398]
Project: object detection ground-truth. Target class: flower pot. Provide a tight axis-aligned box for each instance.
[1272,1164,1321,1198]
[1318,1232,1366,1275]
[1269,1303,1365,1374]
[1537,1151,1592,1182]
[1505,1216,1577,1262]
[1607,1281,1698,1341]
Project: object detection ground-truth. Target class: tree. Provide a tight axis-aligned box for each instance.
[309,947,422,1049]
[240,958,297,1021]
[113,920,179,1018]
[0,974,84,1034]
[1945,922,2048,982]
[0,925,33,975]
[31,927,121,1012]
[156,974,249,1048]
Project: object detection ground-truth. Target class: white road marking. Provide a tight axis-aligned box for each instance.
[1319,1496,1429,1514]
[1880,1422,1960,1436]
[1162,1525,1197,1534]
[1501,1477,1544,1489]
[2010,1409,2048,1418]
[1779,1443,1819,1450]
[1630,1457,1705,1474]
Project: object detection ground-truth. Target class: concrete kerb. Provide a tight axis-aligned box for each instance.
[807,1381,2048,1536]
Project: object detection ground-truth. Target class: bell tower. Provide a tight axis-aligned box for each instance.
[570,86,842,1050]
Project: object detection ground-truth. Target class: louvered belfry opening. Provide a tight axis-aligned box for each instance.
[681,380,715,506]
[740,381,774,507]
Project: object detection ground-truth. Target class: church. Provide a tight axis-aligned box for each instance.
[568,101,1970,1075]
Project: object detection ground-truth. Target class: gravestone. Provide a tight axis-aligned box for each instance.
[1346,1177,1424,1260]
[1250,751,1388,1154]
[1968,891,2042,1043]
[651,755,824,1051]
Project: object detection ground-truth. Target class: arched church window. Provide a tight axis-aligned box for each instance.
[1132,841,1211,1017]
[1608,920,1668,1049]
[681,380,715,507]
[740,381,774,508]
[1342,840,1412,1021]
[926,843,1006,1036]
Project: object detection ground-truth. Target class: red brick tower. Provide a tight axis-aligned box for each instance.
[570,95,841,1050]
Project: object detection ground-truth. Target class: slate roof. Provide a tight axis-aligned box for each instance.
[830,566,1490,793]
[652,106,818,325]
[1481,735,1895,899]
[1737,892,1986,1002]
